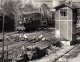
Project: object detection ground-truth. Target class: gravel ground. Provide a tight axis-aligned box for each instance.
[0,28,80,62]
[56,44,80,62]
[0,28,62,61]
[0,28,55,47]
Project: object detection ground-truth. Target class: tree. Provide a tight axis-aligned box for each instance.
[3,1,15,15]
[2,0,21,15]
[23,3,35,12]
[2,0,22,27]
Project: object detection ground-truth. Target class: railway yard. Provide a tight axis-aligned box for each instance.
[1,0,80,62]
[0,28,61,62]
[0,28,80,62]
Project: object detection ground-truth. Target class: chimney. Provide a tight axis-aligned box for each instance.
[69,0,72,6]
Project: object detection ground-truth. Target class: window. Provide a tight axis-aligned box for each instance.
[60,9,67,16]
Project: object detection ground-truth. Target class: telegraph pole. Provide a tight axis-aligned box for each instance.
[1,0,5,62]
[2,13,5,62]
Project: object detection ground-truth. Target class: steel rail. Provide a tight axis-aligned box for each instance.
[53,44,79,62]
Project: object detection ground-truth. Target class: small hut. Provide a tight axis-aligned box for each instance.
[54,3,78,45]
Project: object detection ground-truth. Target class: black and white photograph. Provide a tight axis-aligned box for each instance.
[0,0,80,62]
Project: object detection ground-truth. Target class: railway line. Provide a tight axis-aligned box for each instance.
[0,38,79,62]
[29,44,79,62]
[0,28,79,62]
[0,39,60,62]
[0,28,56,61]
[53,45,78,62]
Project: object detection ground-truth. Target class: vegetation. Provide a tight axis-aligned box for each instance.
[0,0,22,32]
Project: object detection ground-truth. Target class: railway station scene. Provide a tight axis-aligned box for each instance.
[0,0,80,62]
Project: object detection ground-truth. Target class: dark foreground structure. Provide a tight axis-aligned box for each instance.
[0,15,15,32]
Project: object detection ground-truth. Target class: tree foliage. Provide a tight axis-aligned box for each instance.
[2,0,22,28]
[23,3,35,12]
[2,0,21,15]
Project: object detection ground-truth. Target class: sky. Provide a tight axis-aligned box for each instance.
[1,0,80,4]
[21,0,80,3]
[0,0,80,7]
[66,0,80,2]
[55,0,80,2]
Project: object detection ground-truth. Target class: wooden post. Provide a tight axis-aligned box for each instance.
[2,12,5,62]
[1,0,5,61]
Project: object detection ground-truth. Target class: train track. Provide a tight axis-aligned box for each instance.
[0,39,79,62]
[53,44,79,62]
[29,44,79,62]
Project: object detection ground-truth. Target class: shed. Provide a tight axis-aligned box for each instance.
[54,3,78,42]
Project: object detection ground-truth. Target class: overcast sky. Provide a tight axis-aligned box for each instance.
[20,0,80,2]
[55,0,80,2]
[66,0,80,2]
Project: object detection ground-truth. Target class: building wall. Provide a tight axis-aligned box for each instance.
[32,0,53,8]
[55,7,73,41]
[55,7,72,20]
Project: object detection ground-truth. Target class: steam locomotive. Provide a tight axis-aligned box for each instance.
[23,13,54,31]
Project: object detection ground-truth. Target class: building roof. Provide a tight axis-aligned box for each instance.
[40,3,50,9]
[72,2,80,8]
[54,2,80,10]
[53,3,73,10]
